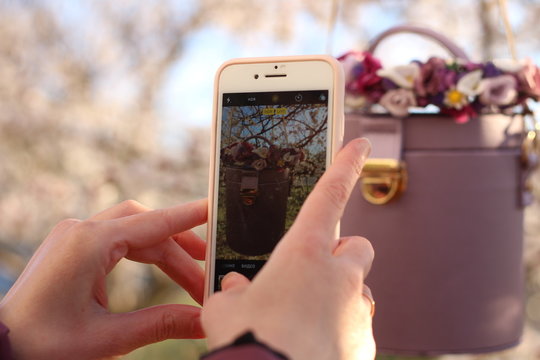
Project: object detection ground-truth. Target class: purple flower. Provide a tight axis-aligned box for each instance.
[379,89,417,117]
[414,57,451,97]
[478,75,518,106]
[481,62,503,78]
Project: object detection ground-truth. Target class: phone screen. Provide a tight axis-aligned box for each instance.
[212,90,330,291]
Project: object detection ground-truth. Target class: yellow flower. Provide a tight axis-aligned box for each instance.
[444,88,468,110]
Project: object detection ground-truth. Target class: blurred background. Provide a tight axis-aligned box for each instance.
[0,0,539,359]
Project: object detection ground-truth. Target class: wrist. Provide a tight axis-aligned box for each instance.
[203,332,289,360]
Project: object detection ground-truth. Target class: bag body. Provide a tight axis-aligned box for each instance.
[342,112,525,355]
[338,24,540,355]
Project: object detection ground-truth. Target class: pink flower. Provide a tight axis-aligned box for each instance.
[338,51,384,102]
[379,89,417,117]
[478,75,517,106]
[441,105,478,124]
[517,58,540,100]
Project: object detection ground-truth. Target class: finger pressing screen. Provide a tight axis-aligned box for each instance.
[288,138,370,246]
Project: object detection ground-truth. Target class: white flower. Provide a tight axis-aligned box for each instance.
[456,70,483,96]
[377,63,420,89]
[252,146,269,158]
[379,89,416,117]
[283,151,303,165]
[492,58,526,73]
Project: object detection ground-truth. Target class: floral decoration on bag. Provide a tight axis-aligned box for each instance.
[221,139,305,172]
[339,51,540,123]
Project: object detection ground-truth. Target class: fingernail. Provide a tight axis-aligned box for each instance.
[356,137,372,160]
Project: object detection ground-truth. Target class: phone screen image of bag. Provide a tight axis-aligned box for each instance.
[213,90,329,290]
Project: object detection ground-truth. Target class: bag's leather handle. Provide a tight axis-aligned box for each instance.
[367,25,471,62]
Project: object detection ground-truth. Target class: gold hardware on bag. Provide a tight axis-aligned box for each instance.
[240,172,259,206]
[521,113,539,168]
[240,189,258,205]
[360,159,407,205]
[521,129,538,167]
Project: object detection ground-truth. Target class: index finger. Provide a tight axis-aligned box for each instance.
[289,138,370,243]
[107,198,208,249]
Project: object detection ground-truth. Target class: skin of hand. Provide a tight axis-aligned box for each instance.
[0,199,208,360]
[202,138,376,360]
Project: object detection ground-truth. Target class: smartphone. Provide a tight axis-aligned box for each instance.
[205,55,344,298]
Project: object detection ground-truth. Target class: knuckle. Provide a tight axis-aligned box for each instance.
[157,242,175,267]
[158,208,176,235]
[285,233,326,260]
[350,236,375,262]
[68,220,103,242]
[52,218,80,232]
[321,181,350,210]
[155,311,178,341]
[337,236,374,273]
[119,199,145,212]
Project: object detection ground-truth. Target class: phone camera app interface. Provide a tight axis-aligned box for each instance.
[214,90,329,291]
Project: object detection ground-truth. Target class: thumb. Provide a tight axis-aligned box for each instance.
[221,271,250,292]
[99,304,204,356]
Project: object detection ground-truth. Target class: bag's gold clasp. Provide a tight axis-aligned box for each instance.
[521,121,539,169]
[240,189,258,205]
[360,159,407,205]
[240,172,259,206]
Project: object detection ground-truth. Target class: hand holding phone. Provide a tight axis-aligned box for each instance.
[206,55,345,296]
[202,138,375,360]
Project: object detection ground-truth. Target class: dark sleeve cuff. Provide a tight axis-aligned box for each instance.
[201,332,289,360]
[0,322,14,360]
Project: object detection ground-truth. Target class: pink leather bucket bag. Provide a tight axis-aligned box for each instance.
[340,26,539,355]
